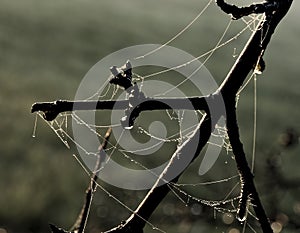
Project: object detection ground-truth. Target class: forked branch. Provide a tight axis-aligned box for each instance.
[31,1,294,233]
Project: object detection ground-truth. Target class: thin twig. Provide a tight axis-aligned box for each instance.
[50,128,112,233]
[71,128,112,233]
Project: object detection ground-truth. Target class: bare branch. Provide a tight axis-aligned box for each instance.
[71,128,112,233]
[225,103,272,232]
[31,96,209,122]
[31,60,210,124]
[103,115,212,233]
[50,128,112,233]
[217,0,293,231]
[31,1,294,233]
[215,0,280,19]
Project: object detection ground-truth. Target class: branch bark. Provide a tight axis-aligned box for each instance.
[102,1,293,232]
[31,1,294,232]
[31,97,209,122]
[104,115,212,233]
[218,1,293,231]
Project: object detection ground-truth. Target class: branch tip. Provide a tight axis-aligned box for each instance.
[109,60,133,90]
[216,0,280,19]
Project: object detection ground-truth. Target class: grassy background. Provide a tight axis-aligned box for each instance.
[0,0,299,232]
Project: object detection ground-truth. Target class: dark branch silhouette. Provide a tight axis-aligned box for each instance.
[216,0,280,20]
[31,1,294,233]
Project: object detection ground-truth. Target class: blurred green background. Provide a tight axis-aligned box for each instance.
[0,0,299,232]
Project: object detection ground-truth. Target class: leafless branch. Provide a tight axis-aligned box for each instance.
[32,1,294,233]
[215,0,280,20]
[50,128,112,233]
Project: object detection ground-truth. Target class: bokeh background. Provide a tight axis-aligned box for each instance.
[0,0,299,233]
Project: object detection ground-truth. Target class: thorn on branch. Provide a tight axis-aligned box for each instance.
[215,0,280,20]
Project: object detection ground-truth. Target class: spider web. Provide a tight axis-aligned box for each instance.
[32,1,264,232]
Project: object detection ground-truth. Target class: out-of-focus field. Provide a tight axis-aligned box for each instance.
[0,0,299,232]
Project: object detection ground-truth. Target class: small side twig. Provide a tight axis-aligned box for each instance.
[71,128,112,233]
[50,128,112,233]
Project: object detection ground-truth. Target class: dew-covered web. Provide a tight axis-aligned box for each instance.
[33,1,265,232]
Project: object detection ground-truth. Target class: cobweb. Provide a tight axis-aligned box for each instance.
[33,1,264,232]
